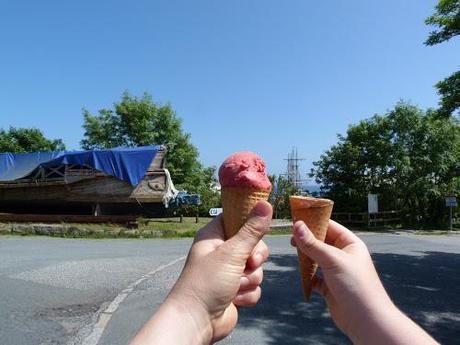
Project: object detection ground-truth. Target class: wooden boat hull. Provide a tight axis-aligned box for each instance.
[0,147,173,216]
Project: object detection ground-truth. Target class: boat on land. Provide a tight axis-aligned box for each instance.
[0,145,180,217]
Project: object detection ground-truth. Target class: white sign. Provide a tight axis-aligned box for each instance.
[446,196,457,207]
[368,194,378,214]
[209,208,223,216]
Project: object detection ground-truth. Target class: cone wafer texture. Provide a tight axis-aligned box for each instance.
[221,187,270,239]
[289,196,333,301]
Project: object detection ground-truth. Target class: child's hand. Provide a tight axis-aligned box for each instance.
[292,220,438,345]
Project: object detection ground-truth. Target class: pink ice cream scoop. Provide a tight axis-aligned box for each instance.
[218,151,272,191]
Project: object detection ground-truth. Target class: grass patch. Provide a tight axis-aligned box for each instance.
[5,217,455,239]
[139,217,210,233]
[411,229,460,236]
[0,217,213,239]
[269,226,292,235]
[0,223,10,234]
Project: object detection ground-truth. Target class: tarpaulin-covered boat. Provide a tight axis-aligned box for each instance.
[0,145,178,216]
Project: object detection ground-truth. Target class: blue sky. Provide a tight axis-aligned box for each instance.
[0,0,458,179]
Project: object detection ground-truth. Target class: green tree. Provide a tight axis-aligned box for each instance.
[269,174,302,219]
[425,0,460,116]
[179,166,221,216]
[311,102,460,227]
[81,91,199,186]
[0,127,66,153]
[81,92,218,214]
[434,71,460,117]
[425,0,460,45]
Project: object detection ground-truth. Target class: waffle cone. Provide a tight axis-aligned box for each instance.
[221,187,270,239]
[289,196,334,301]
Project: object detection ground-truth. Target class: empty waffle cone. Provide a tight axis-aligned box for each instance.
[221,187,270,239]
[289,196,334,301]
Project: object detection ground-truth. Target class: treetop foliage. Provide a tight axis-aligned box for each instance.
[0,127,66,153]
[425,0,460,46]
[435,71,460,117]
[311,101,460,227]
[81,92,199,186]
[425,0,460,117]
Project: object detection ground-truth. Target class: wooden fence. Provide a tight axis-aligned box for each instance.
[332,210,401,227]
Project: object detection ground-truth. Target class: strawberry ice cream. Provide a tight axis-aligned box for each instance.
[218,151,272,191]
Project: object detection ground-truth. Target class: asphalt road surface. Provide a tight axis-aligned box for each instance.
[1,233,459,345]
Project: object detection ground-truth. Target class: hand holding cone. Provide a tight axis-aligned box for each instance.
[289,196,334,301]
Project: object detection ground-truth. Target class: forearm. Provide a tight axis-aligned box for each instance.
[350,303,438,345]
[129,297,213,345]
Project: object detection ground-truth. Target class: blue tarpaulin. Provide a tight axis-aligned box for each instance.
[0,151,63,182]
[0,146,160,186]
[170,191,202,207]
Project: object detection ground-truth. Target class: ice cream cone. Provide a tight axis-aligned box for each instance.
[218,151,272,239]
[221,187,270,239]
[289,196,334,301]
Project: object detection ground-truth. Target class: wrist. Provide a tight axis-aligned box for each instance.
[165,291,213,345]
[348,300,401,345]
[129,292,213,345]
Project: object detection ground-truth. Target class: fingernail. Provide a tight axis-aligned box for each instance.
[294,222,308,238]
[240,276,249,287]
[254,252,263,265]
[251,201,270,218]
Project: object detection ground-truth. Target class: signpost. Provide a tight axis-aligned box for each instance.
[367,194,378,228]
[209,208,223,217]
[446,196,457,231]
[368,194,379,214]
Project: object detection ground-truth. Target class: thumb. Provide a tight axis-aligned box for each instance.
[223,200,272,259]
[293,221,340,268]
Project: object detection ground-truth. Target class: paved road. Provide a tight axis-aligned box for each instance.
[1,234,459,345]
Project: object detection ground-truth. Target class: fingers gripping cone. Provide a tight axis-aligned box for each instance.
[221,187,270,239]
[289,196,334,301]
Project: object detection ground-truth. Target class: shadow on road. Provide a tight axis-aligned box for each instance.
[374,251,460,345]
[237,251,460,345]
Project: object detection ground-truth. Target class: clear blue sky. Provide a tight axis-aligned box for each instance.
[0,0,458,179]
